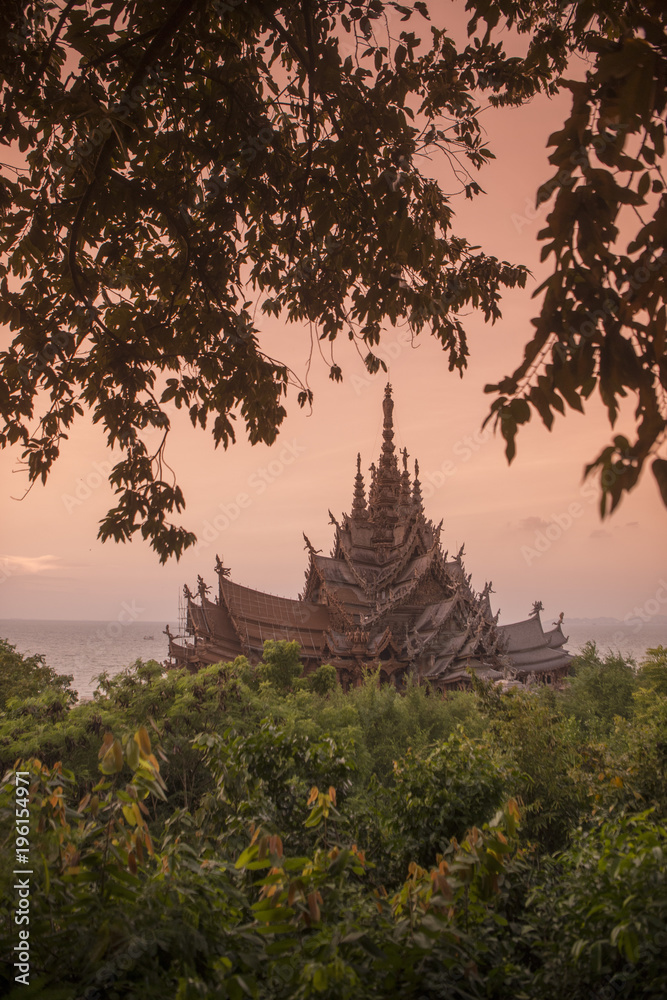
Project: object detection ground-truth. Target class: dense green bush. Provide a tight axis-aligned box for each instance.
[308,663,339,695]
[527,811,667,999]
[471,678,586,852]
[637,645,667,696]
[561,641,636,732]
[382,731,507,876]
[256,639,304,690]
[0,637,75,711]
[1,637,666,998]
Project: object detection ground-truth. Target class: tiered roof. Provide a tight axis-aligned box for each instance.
[168,386,572,688]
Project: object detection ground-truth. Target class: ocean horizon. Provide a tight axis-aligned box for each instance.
[1,616,665,702]
[1,619,178,701]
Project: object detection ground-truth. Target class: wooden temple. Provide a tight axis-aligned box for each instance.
[166,385,572,689]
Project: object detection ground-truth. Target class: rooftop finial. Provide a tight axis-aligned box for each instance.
[368,461,378,508]
[372,383,401,518]
[399,446,412,507]
[352,453,368,519]
[413,459,423,512]
[381,384,396,467]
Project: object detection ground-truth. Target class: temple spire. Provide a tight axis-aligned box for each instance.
[368,461,378,508]
[413,459,424,513]
[372,384,401,517]
[399,446,412,507]
[379,383,398,474]
[351,453,368,519]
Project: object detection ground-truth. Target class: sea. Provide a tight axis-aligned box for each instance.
[0,619,178,701]
[0,617,665,703]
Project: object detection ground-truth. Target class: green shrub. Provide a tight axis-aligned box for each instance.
[528,811,667,1000]
[308,663,339,695]
[374,730,507,881]
[0,637,76,710]
[562,641,636,731]
[256,639,303,690]
[637,645,667,696]
[2,637,666,998]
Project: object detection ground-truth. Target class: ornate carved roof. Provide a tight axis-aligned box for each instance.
[169,385,573,688]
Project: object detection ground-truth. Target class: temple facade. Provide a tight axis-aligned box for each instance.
[167,386,572,689]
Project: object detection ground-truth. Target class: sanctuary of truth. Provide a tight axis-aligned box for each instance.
[166,385,572,689]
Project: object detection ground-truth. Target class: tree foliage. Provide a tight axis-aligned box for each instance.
[0,0,543,558]
[0,636,75,711]
[637,644,667,694]
[561,640,636,731]
[256,639,304,690]
[483,0,667,513]
[1,638,667,997]
[2,3,665,557]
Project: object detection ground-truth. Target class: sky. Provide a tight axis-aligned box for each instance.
[1,5,665,629]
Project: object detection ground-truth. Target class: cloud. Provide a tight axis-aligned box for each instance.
[517,516,550,531]
[0,555,62,578]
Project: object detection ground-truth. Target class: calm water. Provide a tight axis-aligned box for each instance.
[0,618,665,703]
[563,620,666,664]
[0,619,176,701]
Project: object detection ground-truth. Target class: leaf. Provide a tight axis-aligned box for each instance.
[528,386,554,429]
[122,804,137,825]
[305,804,324,828]
[307,892,321,922]
[98,732,113,759]
[125,737,140,771]
[328,849,350,875]
[136,726,151,755]
[252,904,295,923]
[235,844,259,869]
[312,966,328,992]
[99,738,123,774]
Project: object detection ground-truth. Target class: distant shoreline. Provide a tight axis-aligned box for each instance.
[2,614,667,625]
[0,617,173,624]
[1,618,664,705]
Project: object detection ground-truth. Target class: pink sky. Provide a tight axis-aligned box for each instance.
[1,9,665,628]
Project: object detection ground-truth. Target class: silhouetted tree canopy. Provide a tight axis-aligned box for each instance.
[0,1,665,558]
